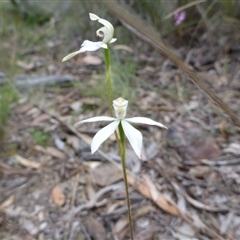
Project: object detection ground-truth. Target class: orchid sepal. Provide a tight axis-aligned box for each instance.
[125,117,168,129]
[91,120,120,154]
[121,120,143,159]
[74,116,116,127]
[62,51,81,62]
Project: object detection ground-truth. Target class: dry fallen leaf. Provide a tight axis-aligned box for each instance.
[32,114,50,125]
[188,166,210,178]
[17,60,35,70]
[66,135,80,152]
[143,175,159,201]
[15,103,34,114]
[80,97,101,105]
[127,173,179,216]
[70,101,82,112]
[34,145,67,160]
[77,54,102,65]
[84,216,107,240]
[114,217,129,235]
[0,195,14,209]
[113,44,134,53]
[223,143,240,155]
[51,185,65,207]
[92,163,122,187]
[15,154,41,169]
[86,176,96,201]
[167,121,221,160]
[171,222,198,240]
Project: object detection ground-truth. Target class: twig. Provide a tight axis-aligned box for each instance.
[80,222,92,240]
[171,182,229,212]
[0,75,75,87]
[71,174,80,209]
[74,182,124,215]
[64,173,80,240]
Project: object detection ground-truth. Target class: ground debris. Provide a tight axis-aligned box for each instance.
[1,5,240,238]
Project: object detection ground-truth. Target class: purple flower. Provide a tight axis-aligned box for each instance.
[174,11,186,26]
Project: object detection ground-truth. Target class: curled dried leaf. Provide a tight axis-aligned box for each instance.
[51,185,65,207]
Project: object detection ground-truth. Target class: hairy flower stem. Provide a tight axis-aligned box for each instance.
[103,47,121,150]
[103,47,113,117]
[119,123,134,240]
[104,47,133,238]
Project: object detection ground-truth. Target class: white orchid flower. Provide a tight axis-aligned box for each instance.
[62,13,117,62]
[75,97,167,159]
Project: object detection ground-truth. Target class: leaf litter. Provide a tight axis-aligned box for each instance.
[1,7,240,240]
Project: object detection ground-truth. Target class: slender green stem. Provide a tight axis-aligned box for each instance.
[103,47,113,117]
[103,47,133,238]
[118,122,134,240]
[103,46,121,150]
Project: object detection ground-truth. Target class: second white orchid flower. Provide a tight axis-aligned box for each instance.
[62,13,117,62]
[75,97,167,159]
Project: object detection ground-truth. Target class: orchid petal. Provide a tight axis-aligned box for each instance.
[121,120,143,159]
[125,117,167,129]
[91,120,120,153]
[79,40,107,53]
[89,13,100,21]
[109,38,117,43]
[62,40,107,62]
[97,19,114,43]
[74,116,116,127]
[89,13,115,43]
[62,50,81,62]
